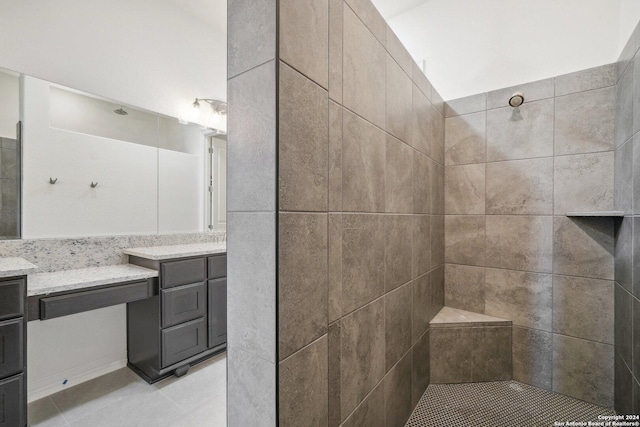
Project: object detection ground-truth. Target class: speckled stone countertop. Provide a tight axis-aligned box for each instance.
[123,242,227,261]
[28,264,158,297]
[0,257,38,278]
[430,306,511,328]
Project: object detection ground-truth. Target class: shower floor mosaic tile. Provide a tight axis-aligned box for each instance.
[406,380,617,426]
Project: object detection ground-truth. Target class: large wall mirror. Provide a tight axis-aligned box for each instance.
[0,67,226,240]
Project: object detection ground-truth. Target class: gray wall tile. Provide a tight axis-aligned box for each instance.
[553,334,614,407]
[228,61,276,212]
[279,337,328,427]
[430,161,444,215]
[615,216,634,292]
[342,6,386,128]
[386,55,412,142]
[227,212,276,362]
[444,164,485,214]
[554,86,615,155]
[430,327,473,383]
[413,62,432,101]
[278,213,328,359]
[445,264,485,313]
[385,215,413,291]
[486,158,553,215]
[385,284,413,370]
[635,135,640,216]
[228,347,276,427]
[554,152,614,215]
[486,216,553,273]
[343,0,387,45]
[413,152,431,214]
[512,327,552,389]
[487,78,554,110]
[428,104,445,164]
[486,99,554,161]
[633,297,640,378]
[431,265,445,318]
[616,60,634,148]
[636,217,640,298]
[341,214,385,314]
[615,140,634,214]
[328,214,343,323]
[342,110,385,212]
[412,274,431,343]
[430,215,445,268]
[411,330,430,407]
[485,268,552,331]
[279,63,328,212]
[615,352,634,415]
[409,84,431,156]
[329,0,343,103]
[279,0,328,88]
[445,93,487,117]
[385,135,413,213]
[635,53,640,135]
[228,0,276,78]
[341,382,384,427]
[384,351,413,427]
[340,298,385,419]
[552,275,614,344]
[444,112,486,166]
[412,215,431,278]
[328,322,341,427]
[445,215,486,267]
[553,217,614,280]
[617,29,637,81]
[329,101,343,212]
[615,284,633,366]
[555,64,615,97]
[386,26,413,76]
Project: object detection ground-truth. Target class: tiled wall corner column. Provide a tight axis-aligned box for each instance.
[614,19,640,415]
[443,62,618,407]
[227,1,278,426]
[276,0,445,426]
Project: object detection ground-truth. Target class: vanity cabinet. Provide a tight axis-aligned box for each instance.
[0,277,27,427]
[127,253,226,383]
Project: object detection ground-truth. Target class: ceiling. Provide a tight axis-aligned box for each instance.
[371,0,428,19]
[167,0,227,34]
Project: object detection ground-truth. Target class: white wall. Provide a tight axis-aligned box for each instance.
[383,0,633,100]
[0,0,226,127]
[619,0,640,52]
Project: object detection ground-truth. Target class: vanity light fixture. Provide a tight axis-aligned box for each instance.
[192,98,227,116]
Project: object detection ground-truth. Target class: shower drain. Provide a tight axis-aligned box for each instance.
[406,380,616,427]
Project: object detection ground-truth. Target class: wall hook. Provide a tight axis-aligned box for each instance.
[49,178,58,184]
[90,182,98,188]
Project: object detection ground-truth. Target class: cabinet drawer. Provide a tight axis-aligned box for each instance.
[161,318,207,367]
[0,280,24,321]
[0,319,23,379]
[161,258,206,289]
[162,283,206,328]
[207,255,227,279]
[0,374,25,427]
[208,278,227,348]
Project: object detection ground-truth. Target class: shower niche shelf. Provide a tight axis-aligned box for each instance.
[565,211,625,217]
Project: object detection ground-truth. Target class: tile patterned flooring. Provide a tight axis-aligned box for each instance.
[407,380,617,426]
[28,353,226,427]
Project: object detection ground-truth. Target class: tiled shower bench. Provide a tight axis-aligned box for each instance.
[429,307,513,384]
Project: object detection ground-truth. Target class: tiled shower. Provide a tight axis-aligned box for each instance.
[226,0,640,425]
[0,137,20,239]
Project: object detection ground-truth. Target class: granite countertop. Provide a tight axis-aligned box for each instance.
[28,264,159,297]
[430,306,511,328]
[123,242,226,261]
[0,257,38,278]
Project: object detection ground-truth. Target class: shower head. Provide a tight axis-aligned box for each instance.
[114,106,128,115]
[508,92,524,108]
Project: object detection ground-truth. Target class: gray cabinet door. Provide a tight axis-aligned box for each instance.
[208,278,227,348]
[0,374,25,427]
[161,283,207,328]
[161,318,207,367]
[207,255,227,279]
[0,280,24,321]
[0,319,23,379]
